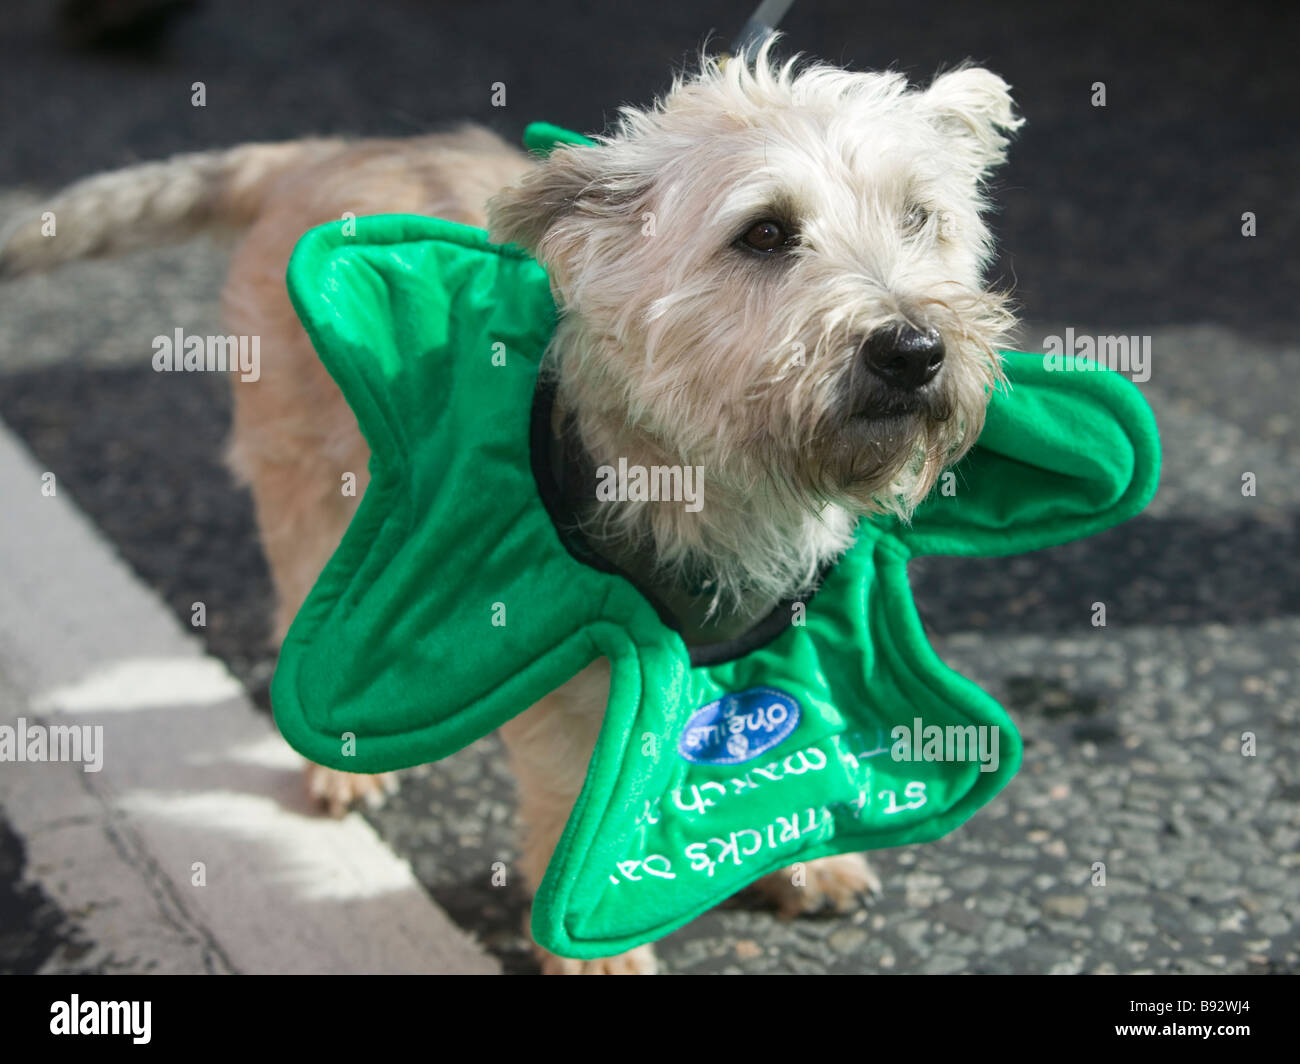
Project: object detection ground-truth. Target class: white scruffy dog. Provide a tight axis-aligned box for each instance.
[1,41,1022,973]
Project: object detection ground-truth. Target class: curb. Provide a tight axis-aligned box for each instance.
[0,419,498,974]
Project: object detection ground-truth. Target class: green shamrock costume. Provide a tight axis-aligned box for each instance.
[271,124,1161,958]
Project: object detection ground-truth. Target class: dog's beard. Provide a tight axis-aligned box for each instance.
[813,344,1001,516]
[817,408,971,513]
[756,398,972,524]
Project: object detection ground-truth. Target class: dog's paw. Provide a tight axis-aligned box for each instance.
[304,763,399,817]
[537,944,659,975]
[755,853,883,918]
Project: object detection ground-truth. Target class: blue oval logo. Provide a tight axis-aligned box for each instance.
[678,687,802,766]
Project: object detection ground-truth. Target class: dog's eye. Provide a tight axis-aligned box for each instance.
[739,220,794,253]
[903,204,930,235]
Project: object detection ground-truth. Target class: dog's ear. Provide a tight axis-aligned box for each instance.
[918,67,1024,176]
[487,145,603,255]
[488,143,651,258]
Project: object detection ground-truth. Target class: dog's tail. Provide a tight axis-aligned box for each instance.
[0,138,346,278]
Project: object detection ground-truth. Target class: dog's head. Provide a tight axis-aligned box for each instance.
[490,43,1022,523]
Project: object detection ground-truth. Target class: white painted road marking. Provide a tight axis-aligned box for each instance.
[0,420,497,974]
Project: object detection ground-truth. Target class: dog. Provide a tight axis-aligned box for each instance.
[0,42,1022,973]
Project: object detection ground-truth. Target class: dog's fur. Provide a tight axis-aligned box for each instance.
[0,44,1021,974]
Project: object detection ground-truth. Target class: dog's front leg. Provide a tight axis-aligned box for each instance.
[498,659,658,974]
[302,764,400,818]
[756,854,884,918]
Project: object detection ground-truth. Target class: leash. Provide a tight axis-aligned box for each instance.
[730,0,795,56]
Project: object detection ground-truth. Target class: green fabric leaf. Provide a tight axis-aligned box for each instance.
[272,201,1159,958]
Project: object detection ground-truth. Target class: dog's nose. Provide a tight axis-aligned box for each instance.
[862,325,945,389]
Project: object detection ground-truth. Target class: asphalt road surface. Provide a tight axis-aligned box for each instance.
[0,0,1296,974]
